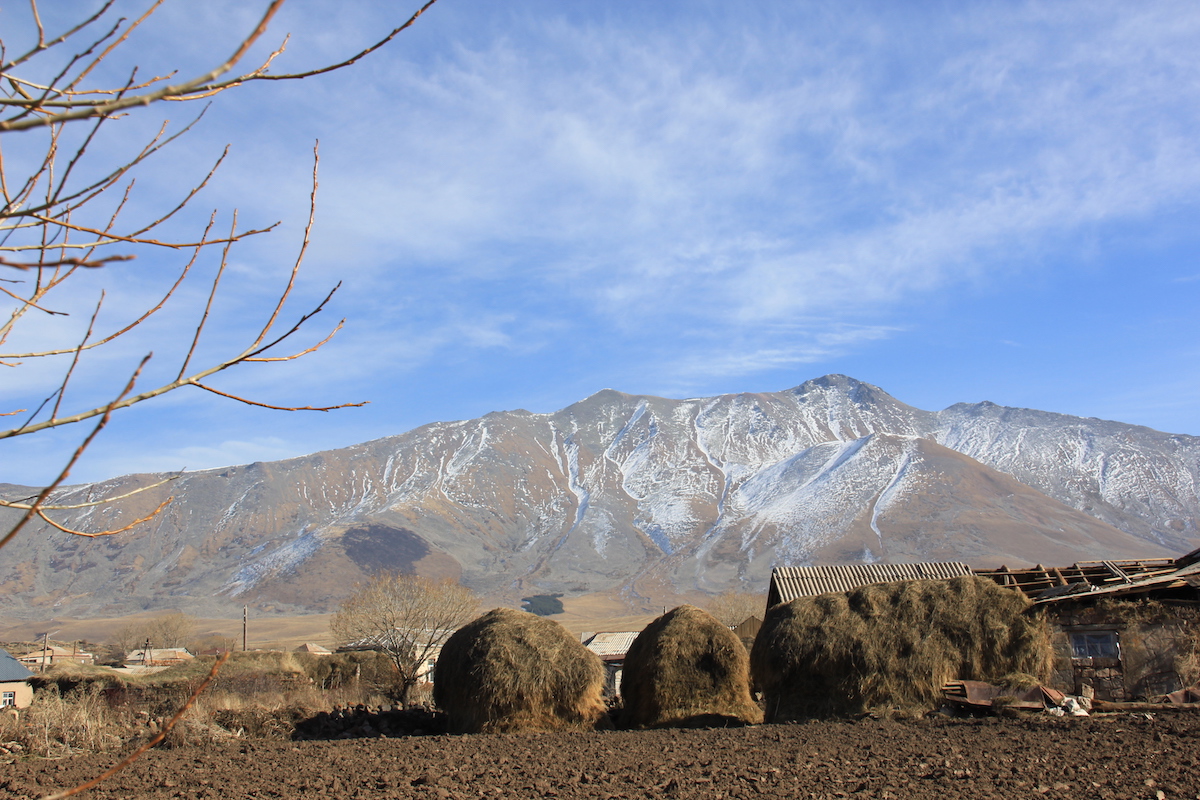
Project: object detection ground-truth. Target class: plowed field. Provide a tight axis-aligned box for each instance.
[4,711,1199,800]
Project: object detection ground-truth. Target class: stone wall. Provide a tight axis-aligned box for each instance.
[1046,599,1200,701]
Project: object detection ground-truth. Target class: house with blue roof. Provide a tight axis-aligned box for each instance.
[0,648,34,709]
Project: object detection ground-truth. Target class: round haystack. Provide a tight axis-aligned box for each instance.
[620,605,763,728]
[750,575,1053,721]
[433,608,608,733]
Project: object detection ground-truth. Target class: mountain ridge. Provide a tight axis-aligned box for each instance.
[1,375,1196,619]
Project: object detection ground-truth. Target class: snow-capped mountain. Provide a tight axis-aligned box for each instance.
[1,375,1196,618]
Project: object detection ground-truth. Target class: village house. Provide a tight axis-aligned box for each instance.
[16,643,95,671]
[766,561,974,608]
[768,549,1200,703]
[581,631,640,698]
[123,647,195,667]
[730,616,762,645]
[0,648,34,709]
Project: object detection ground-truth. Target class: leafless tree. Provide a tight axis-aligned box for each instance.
[106,612,196,662]
[146,611,197,649]
[0,0,441,554]
[106,622,144,664]
[706,591,765,628]
[330,573,479,707]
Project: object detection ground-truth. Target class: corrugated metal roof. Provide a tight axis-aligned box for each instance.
[769,562,972,605]
[0,648,34,683]
[583,631,639,658]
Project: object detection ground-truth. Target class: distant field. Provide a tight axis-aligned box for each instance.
[0,610,336,651]
[0,592,667,651]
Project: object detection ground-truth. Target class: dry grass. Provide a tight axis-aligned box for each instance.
[434,608,608,734]
[0,684,124,757]
[620,605,762,729]
[751,575,1053,720]
[1174,625,1200,688]
[2,650,408,755]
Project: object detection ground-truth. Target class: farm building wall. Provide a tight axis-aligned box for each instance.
[1047,600,1200,701]
[0,679,32,709]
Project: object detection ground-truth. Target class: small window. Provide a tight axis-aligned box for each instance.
[1070,631,1119,659]
[0,691,14,708]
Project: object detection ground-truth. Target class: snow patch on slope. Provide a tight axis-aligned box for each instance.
[869,439,922,549]
[220,528,324,596]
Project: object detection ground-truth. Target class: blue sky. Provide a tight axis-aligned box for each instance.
[3,0,1200,485]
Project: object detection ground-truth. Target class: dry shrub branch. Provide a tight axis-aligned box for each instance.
[0,1,442,796]
[0,0,442,546]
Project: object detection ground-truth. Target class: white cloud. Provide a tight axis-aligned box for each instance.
[6,0,1200,481]
[657,323,902,395]
[94,437,307,479]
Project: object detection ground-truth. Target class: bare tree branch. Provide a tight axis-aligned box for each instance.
[36,496,172,537]
[0,353,151,553]
[0,0,434,558]
[0,474,176,510]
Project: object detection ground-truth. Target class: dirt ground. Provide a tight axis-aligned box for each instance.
[3,710,1200,800]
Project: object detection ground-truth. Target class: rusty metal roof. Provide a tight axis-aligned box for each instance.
[768,562,972,606]
[973,558,1185,602]
[1027,559,1200,605]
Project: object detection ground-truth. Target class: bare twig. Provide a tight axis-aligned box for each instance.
[0,0,438,551]
[49,290,104,421]
[0,1,286,132]
[0,253,132,269]
[39,651,232,800]
[0,474,176,510]
[192,382,366,412]
[0,354,151,553]
[36,496,172,537]
[1,1,444,132]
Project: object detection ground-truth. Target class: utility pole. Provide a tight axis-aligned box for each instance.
[243,605,248,652]
[38,629,59,672]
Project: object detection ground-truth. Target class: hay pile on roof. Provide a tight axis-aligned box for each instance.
[620,605,762,728]
[750,574,1052,720]
[433,608,608,733]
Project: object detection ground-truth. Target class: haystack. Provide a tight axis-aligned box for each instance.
[620,605,762,728]
[750,575,1053,720]
[433,608,608,733]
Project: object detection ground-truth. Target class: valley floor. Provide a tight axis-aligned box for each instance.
[4,711,1199,800]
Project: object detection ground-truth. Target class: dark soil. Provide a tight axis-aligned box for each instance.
[4,711,1200,800]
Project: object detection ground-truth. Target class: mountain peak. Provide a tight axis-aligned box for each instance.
[788,374,908,409]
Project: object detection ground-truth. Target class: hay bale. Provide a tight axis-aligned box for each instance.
[750,575,1053,720]
[433,608,608,733]
[620,605,763,728]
